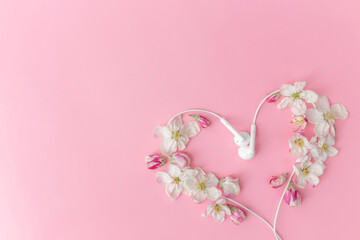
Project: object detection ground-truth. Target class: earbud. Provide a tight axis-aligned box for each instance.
[238,124,256,160]
[220,118,250,146]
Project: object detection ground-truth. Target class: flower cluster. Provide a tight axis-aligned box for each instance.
[271,81,348,207]
[147,115,245,224]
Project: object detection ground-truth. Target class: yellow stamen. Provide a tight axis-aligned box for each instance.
[173,177,181,184]
[215,205,222,213]
[295,139,304,148]
[198,183,206,191]
[171,130,182,141]
[324,113,335,122]
[321,144,328,152]
[291,92,301,100]
[302,168,310,176]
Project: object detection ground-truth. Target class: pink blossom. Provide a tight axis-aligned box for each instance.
[145,154,166,170]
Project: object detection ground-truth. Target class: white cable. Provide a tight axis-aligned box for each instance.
[253,90,280,124]
[223,196,282,240]
[272,170,296,240]
[168,109,223,125]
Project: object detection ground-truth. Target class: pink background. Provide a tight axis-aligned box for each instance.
[0,0,359,239]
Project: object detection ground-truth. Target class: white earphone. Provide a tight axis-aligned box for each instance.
[169,90,279,161]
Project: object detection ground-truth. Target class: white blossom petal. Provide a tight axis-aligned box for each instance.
[156,172,172,185]
[330,125,336,136]
[301,90,318,103]
[180,121,200,138]
[206,187,222,201]
[168,115,183,132]
[154,126,171,139]
[296,175,307,189]
[314,121,330,137]
[309,162,325,176]
[291,100,307,115]
[306,108,323,124]
[280,84,295,96]
[203,202,215,216]
[177,136,189,151]
[294,81,306,91]
[166,183,182,200]
[277,97,293,109]
[192,190,207,203]
[307,174,320,186]
[325,135,335,146]
[214,211,226,223]
[327,146,338,157]
[331,103,348,120]
[184,177,199,192]
[315,96,331,113]
[167,164,181,178]
[160,138,178,156]
[205,173,219,187]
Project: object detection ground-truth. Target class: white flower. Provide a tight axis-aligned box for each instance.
[294,160,325,188]
[277,81,318,115]
[289,133,311,158]
[219,176,240,197]
[154,115,200,156]
[310,135,338,161]
[291,115,308,132]
[306,95,348,137]
[156,164,197,200]
[184,167,222,203]
[202,199,231,223]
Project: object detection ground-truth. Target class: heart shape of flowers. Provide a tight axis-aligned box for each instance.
[146,82,348,234]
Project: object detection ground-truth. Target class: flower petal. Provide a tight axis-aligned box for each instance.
[307,174,320,186]
[327,146,338,157]
[214,211,226,223]
[325,135,335,146]
[154,126,171,139]
[166,183,182,200]
[291,100,307,115]
[192,190,207,203]
[161,138,178,156]
[180,121,200,138]
[309,162,325,176]
[301,90,318,103]
[168,115,183,132]
[177,136,189,151]
[314,121,330,137]
[221,205,231,215]
[167,164,181,178]
[315,96,331,113]
[294,81,306,91]
[280,84,295,96]
[295,175,307,189]
[277,97,293,109]
[306,108,323,124]
[206,187,222,201]
[205,172,219,187]
[156,172,172,185]
[331,103,348,120]
[330,125,336,136]
[203,202,215,217]
[184,177,198,192]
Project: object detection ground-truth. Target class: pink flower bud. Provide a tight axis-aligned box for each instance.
[269,173,289,188]
[145,154,166,170]
[219,176,240,197]
[189,114,210,128]
[284,181,301,207]
[228,205,246,224]
[266,92,280,103]
[169,152,190,169]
